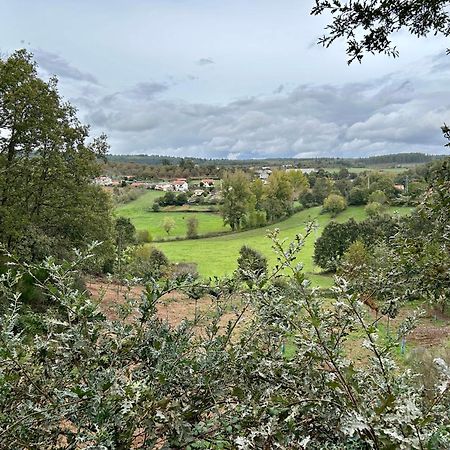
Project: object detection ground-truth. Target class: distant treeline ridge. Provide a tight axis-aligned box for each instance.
[106,152,444,167]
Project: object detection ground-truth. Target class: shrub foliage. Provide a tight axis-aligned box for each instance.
[1,235,450,448]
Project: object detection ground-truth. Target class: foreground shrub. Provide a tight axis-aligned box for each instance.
[1,236,450,449]
[365,201,387,217]
[126,246,168,281]
[236,245,267,284]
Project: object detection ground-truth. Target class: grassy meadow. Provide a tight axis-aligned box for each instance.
[155,206,412,287]
[327,166,411,175]
[115,190,230,240]
[115,190,412,287]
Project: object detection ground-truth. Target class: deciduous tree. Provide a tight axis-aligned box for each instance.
[322,193,347,217]
[264,170,294,221]
[311,0,450,63]
[186,216,199,239]
[162,217,176,235]
[220,171,254,230]
[0,50,114,267]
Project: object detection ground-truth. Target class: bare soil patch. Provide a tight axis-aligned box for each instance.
[85,277,248,333]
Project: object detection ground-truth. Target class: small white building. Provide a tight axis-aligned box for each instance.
[93,176,113,186]
[299,168,317,174]
[172,179,189,192]
[155,183,173,192]
[255,169,272,182]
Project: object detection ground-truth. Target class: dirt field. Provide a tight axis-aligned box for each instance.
[87,277,450,361]
[347,300,450,365]
[86,277,249,333]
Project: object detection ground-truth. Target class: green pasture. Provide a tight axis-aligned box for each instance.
[327,166,410,175]
[161,204,218,212]
[115,190,229,239]
[155,206,412,287]
[350,167,410,175]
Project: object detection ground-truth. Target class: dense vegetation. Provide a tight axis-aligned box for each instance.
[2,228,450,448]
[2,2,450,446]
[106,152,444,169]
[0,50,115,270]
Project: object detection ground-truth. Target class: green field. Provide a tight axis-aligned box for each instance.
[328,166,410,175]
[115,190,230,239]
[350,167,410,175]
[155,206,412,287]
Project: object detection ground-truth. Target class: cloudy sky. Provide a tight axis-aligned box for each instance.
[2,0,450,159]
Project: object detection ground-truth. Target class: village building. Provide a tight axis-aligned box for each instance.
[93,176,113,186]
[130,181,151,188]
[298,168,317,174]
[255,168,272,183]
[155,183,173,192]
[200,179,215,188]
[172,178,189,192]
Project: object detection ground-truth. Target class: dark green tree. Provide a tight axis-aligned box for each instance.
[314,218,360,271]
[334,178,352,198]
[311,176,333,204]
[348,186,369,205]
[175,192,188,206]
[115,217,136,249]
[0,50,114,266]
[186,216,199,239]
[358,213,398,247]
[236,245,268,283]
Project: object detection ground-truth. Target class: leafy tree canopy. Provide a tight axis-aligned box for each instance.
[220,171,255,230]
[322,193,347,217]
[0,50,114,268]
[311,0,450,63]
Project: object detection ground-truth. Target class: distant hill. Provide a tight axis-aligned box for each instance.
[106,152,445,168]
[352,152,444,166]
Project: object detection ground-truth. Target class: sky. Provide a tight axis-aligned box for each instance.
[2,0,450,159]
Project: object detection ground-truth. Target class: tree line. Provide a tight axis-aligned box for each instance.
[220,169,308,230]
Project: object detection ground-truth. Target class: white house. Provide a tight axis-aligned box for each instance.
[255,169,272,183]
[155,183,173,192]
[93,176,113,186]
[172,178,189,192]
